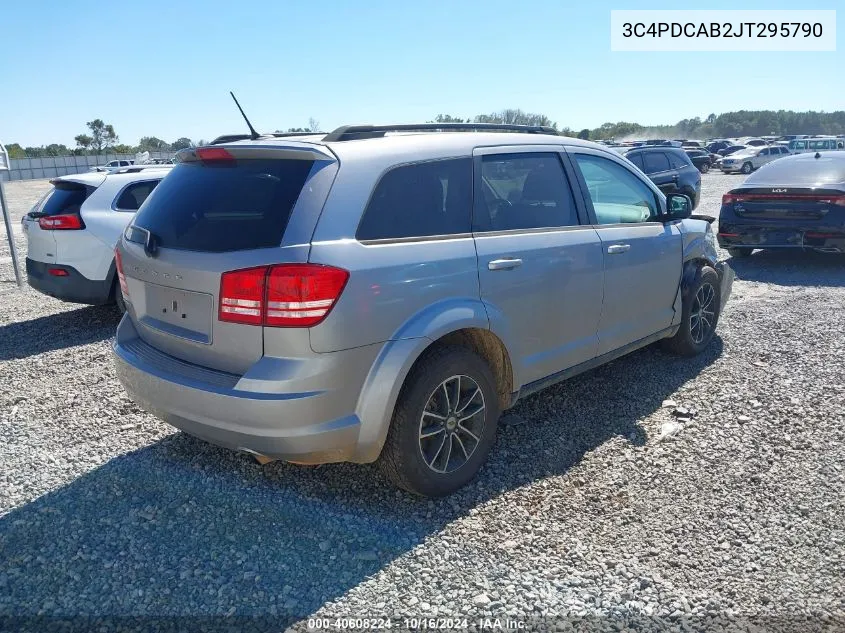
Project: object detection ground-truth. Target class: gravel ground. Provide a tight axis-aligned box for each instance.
[1,174,844,632]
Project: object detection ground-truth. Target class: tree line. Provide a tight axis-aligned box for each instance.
[7,110,845,159]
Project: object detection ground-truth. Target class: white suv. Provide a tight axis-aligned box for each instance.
[23,165,172,311]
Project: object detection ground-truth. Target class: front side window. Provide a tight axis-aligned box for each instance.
[573,153,659,225]
[114,180,161,211]
[476,153,579,231]
[356,158,471,240]
[642,151,670,174]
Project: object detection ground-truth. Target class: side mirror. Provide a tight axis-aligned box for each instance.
[664,193,692,220]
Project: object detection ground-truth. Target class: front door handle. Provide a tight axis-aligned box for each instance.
[607,244,631,254]
[488,258,523,271]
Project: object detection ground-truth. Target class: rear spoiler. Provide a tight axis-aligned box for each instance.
[177,143,335,163]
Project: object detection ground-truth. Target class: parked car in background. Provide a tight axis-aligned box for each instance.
[742,138,768,147]
[706,140,731,153]
[684,149,713,173]
[90,160,134,173]
[788,137,845,155]
[112,124,732,496]
[718,144,747,157]
[22,165,172,311]
[720,146,790,174]
[718,152,845,257]
[621,146,701,207]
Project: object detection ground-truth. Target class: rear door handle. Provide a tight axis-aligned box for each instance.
[488,258,523,271]
[607,244,631,254]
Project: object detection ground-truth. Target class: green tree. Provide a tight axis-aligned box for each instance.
[112,144,136,154]
[474,109,557,129]
[74,134,93,152]
[85,119,119,153]
[170,137,193,150]
[137,136,170,151]
[6,143,26,158]
[577,128,590,140]
[431,114,468,124]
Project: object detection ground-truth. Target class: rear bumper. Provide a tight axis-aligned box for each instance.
[717,226,845,252]
[26,258,114,305]
[112,315,382,464]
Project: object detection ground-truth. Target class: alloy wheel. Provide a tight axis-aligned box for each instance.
[690,282,716,344]
[418,375,486,474]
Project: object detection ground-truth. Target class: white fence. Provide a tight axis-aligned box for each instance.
[0,151,175,182]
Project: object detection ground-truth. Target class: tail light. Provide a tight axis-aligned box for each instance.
[48,268,69,277]
[39,214,84,230]
[219,264,349,328]
[114,247,129,300]
[219,266,266,325]
[723,193,845,206]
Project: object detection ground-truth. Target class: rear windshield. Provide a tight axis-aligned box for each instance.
[746,156,845,185]
[131,159,314,252]
[37,181,96,216]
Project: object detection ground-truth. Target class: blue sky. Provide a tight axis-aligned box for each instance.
[1,0,841,147]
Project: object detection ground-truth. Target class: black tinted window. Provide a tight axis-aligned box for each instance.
[626,152,645,171]
[667,152,689,169]
[642,152,671,174]
[357,158,471,240]
[114,180,161,211]
[38,182,94,216]
[476,153,578,231]
[132,159,313,252]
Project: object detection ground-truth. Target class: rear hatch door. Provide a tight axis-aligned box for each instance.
[23,177,103,263]
[118,143,336,375]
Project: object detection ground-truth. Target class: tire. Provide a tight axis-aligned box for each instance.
[741,162,753,174]
[663,266,721,357]
[699,163,710,174]
[727,247,753,258]
[377,345,501,497]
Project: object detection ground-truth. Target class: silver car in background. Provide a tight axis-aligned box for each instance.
[720,145,790,174]
[113,124,733,496]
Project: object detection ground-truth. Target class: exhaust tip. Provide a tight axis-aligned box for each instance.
[239,447,276,465]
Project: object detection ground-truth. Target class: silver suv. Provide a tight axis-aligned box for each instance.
[113,123,734,496]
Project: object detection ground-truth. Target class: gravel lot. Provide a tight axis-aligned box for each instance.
[1,174,844,632]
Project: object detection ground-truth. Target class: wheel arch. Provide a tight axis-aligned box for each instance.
[352,307,516,464]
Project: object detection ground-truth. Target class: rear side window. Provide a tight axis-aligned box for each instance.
[626,152,645,171]
[356,158,471,240]
[667,152,690,169]
[37,182,96,216]
[114,180,161,211]
[642,152,671,174]
[476,153,579,231]
[131,159,313,252]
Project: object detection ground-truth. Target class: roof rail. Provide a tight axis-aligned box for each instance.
[209,131,326,145]
[322,123,560,143]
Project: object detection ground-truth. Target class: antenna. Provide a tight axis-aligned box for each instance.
[229,91,260,140]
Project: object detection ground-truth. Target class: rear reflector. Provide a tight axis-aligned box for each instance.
[219,264,349,327]
[196,147,235,162]
[114,247,129,300]
[48,268,69,277]
[39,214,84,230]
